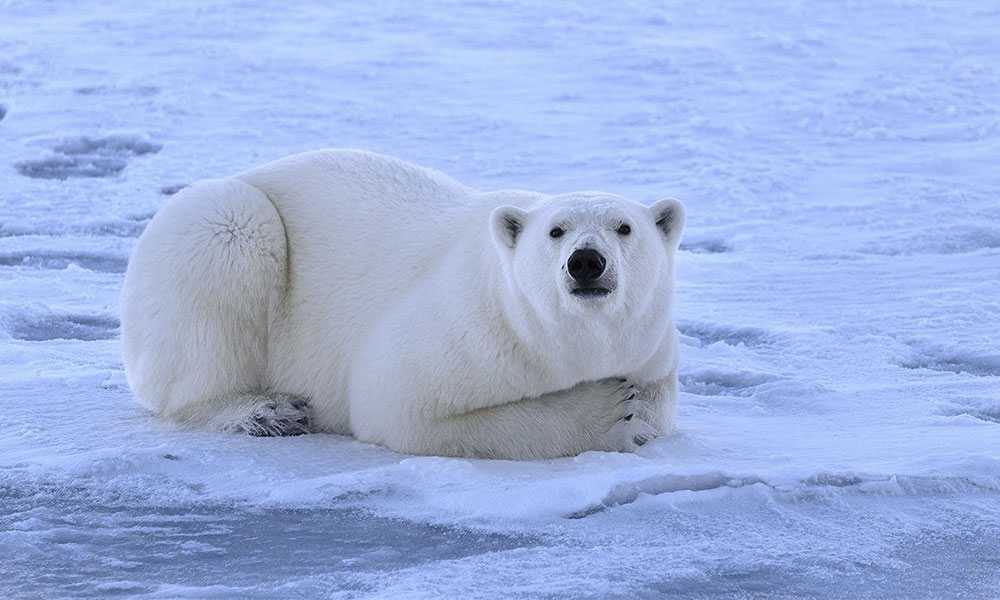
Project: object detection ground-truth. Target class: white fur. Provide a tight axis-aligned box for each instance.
[121,149,684,459]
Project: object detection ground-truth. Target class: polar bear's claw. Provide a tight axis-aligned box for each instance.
[584,377,639,452]
[587,377,659,453]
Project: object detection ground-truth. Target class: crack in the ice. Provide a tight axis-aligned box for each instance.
[566,473,1000,519]
[567,473,762,518]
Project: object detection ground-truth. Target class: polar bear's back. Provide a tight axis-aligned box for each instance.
[240,148,477,232]
[236,149,489,430]
[238,148,484,307]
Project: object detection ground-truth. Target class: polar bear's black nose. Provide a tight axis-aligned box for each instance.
[567,248,606,282]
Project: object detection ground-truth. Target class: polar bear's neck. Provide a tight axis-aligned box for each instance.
[488,255,676,392]
[485,252,635,392]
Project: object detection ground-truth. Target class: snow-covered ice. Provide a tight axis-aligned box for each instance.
[2,0,999,597]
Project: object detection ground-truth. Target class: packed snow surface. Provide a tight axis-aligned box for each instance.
[2,0,999,598]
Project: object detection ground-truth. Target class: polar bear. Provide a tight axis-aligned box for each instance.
[120,149,684,460]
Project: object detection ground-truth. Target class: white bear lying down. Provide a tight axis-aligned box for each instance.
[121,149,684,460]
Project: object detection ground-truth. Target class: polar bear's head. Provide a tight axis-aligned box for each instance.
[489,193,685,322]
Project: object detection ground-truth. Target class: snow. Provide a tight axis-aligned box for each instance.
[2,0,999,597]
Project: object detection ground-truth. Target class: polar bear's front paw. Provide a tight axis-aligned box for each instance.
[587,378,655,453]
[227,394,311,437]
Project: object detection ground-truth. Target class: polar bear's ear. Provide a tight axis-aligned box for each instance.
[649,198,686,248]
[490,205,528,251]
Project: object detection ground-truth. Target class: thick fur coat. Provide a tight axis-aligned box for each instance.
[121,149,684,459]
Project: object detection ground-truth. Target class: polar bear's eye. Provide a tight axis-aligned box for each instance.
[549,227,564,239]
[617,224,631,236]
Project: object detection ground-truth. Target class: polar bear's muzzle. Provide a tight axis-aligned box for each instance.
[567,248,615,298]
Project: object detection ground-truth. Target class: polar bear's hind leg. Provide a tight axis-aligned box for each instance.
[121,178,292,432]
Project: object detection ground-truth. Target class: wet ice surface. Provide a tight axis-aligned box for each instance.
[2,0,1000,598]
[0,485,538,599]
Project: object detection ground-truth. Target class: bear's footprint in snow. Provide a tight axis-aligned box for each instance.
[16,133,162,180]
